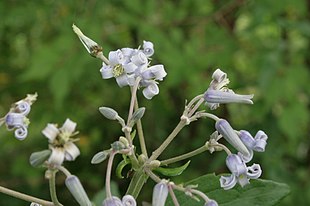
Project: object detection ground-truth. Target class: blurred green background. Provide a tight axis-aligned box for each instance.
[0,0,309,205]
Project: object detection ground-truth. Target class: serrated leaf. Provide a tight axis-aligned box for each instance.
[155,161,190,177]
[91,150,110,164]
[116,158,131,179]
[29,150,51,167]
[166,174,290,206]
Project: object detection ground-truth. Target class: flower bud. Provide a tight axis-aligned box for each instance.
[29,149,51,167]
[205,200,218,206]
[99,107,119,120]
[152,181,169,206]
[65,175,92,206]
[102,196,123,206]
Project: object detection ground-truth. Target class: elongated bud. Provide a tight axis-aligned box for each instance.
[129,107,145,127]
[91,150,110,164]
[205,200,218,206]
[99,107,119,120]
[29,149,51,167]
[65,175,92,206]
[152,181,169,206]
[215,119,250,157]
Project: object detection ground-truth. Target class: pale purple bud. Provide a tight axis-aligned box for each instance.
[215,119,250,156]
[205,200,218,206]
[143,40,154,57]
[102,196,123,206]
[152,181,168,206]
[65,175,92,206]
[204,89,253,105]
[5,113,24,128]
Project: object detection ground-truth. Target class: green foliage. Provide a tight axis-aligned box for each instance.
[0,0,309,205]
[154,161,191,177]
[166,174,290,206]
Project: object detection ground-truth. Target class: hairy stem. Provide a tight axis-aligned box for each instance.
[127,77,141,123]
[0,185,55,206]
[126,169,149,198]
[149,120,187,161]
[161,145,208,165]
[106,151,116,199]
[48,169,63,206]
[134,98,148,157]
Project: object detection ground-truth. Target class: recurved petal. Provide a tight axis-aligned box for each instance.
[64,142,80,161]
[247,163,262,179]
[42,123,59,142]
[109,50,125,65]
[220,174,237,190]
[143,40,154,57]
[61,118,77,134]
[5,113,24,127]
[14,126,28,140]
[100,65,114,79]
[142,82,159,100]
[48,147,65,165]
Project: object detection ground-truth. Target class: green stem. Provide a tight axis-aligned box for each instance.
[161,145,208,165]
[126,169,149,198]
[187,97,204,117]
[134,98,148,158]
[48,169,63,206]
[149,120,187,161]
[0,185,55,206]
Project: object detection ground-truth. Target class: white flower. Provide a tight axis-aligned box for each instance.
[42,118,80,166]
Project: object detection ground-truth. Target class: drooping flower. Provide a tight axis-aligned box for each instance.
[204,69,253,110]
[215,119,250,157]
[65,175,92,206]
[220,154,262,190]
[152,180,169,206]
[0,93,37,140]
[42,118,80,166]
[237,130,268,162]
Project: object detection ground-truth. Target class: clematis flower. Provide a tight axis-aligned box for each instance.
[99,41,167,99]
[42,119,80,166]
[152,181,169,206]
[220,154,262,190]
[205,69,253,110]
[237,130,268,162]
[0,93,37,140]
[215,119,250,157]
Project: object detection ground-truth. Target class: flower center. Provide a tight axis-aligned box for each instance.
[112,64,124,77]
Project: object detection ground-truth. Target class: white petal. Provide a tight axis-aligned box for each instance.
[142,83,159,99]
[150,65,167,80]
[123,62,137,73]
[212,68,227,83]
[109,50,125,65]
[247,163,262,179]
[64,142,80,161]
[100,65,114,79]
[143,40,154,57]
[131,52,148,66]
[16,101,31,115]
[60,118,77,134]
[49,147,65,165]
[116,74,134,87]
[42,123,59,142]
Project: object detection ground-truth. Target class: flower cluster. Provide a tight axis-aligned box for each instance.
[0,93,37,140]
[214,118,268,190]
[204,69,253,110]
[42,118,80,166]
[100,41,167,99]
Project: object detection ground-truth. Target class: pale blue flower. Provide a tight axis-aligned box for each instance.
[204,200,218,206]
[142,81,159,100]
[220,154,262,190]
[237,130,268,162]
[142,40,154,57]
[0,93,37,140]
[215,119,250,157]
[204,89,253,105]
[152,181,169,206]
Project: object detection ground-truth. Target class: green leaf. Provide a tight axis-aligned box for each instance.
[91,150,110,164]
[166,174,290,206]
[116,158,131,179]
[155,160,191,177]
[131,130,136,140]
[29,150,51,167]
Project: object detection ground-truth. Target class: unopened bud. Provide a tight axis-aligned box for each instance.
[65,175,92,206]
[152,181,169,206]
[29,149,51,167]
[99,107,119,120]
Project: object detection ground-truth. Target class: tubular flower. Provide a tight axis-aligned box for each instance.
[0,93,37,140]
[237,130,268,162]
[99,41,167,99]
[204,69,253,110]
[102,195,136,206]
[42,118,80,166]
[152,181,169,206]
[220,154,262,190]
[215,119,250,157]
